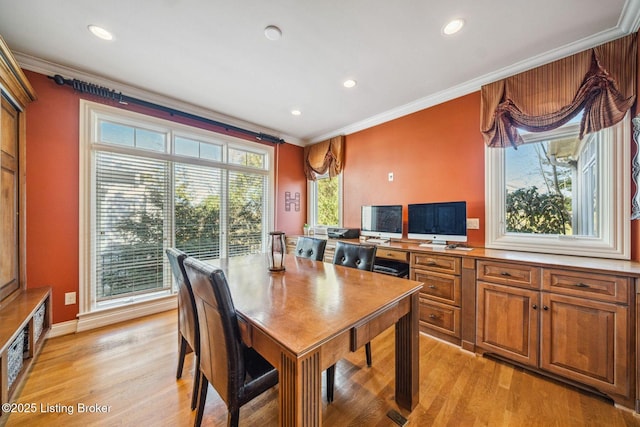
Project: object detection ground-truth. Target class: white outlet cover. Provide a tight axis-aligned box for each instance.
[65,292,76,305]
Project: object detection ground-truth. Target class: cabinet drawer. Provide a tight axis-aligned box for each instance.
[285,237,298,254]
[323,248,335,263]
[411,253,461,275]
[419,298,460,338]
[376,247,409,263]
[542,269,630,304]
[413,269,461,306]
[477,260,541,289]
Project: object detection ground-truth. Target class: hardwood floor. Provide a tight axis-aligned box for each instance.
[5,310,640,426]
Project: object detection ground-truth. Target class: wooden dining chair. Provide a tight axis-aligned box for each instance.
[166,247,200,410]
[184,257,279,427]
[294,236,327,261]
[326,241,378,402]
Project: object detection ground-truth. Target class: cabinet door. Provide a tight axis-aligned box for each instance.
[0,95,19,301]
[540,292,629,397]
[476,281,539,367]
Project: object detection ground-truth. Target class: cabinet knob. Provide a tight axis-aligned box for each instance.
[500,271,512,277]
[532,304,538,310]
[574,282,590,288]
[428,284,436,289]
[543,305,549,310]
[428,314,436,319]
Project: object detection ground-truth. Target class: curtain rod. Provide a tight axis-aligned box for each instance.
[48,74,285,144]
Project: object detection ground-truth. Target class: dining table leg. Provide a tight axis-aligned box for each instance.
[279,349,322,426]
[395,291,420,411]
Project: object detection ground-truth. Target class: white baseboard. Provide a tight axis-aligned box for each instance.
[48,296,177,337]
[48,320,78,338]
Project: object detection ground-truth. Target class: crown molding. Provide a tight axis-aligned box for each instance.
[309,2,640,143]
[14,52,305,147]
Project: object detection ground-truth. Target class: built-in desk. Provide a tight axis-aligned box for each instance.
[286,235,640,411]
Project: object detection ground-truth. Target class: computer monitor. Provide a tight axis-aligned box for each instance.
[407,201,467,245]
[361,205,403,240]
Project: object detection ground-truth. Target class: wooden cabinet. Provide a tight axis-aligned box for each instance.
[476,259,633,405]
[285,236,298,256]
[0,35,35,306]
[540,270,632,399]
[0,35,42,425]
[1,95,20,301]
[411,253,462,344]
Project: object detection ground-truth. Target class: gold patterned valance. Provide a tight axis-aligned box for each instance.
[481,33,637,148]
[303,135,344,180]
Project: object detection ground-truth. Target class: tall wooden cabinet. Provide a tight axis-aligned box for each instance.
[0,35,51,425]
[0,35,35,305]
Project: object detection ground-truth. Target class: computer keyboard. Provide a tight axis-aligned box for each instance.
[366,238,389,244]
[418,243,446,249]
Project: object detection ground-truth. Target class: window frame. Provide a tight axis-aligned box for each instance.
[79,100,274,320]
[307,173,343,230]
[485,114,630,259]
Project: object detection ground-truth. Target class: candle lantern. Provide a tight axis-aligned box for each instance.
[268,231,286,272]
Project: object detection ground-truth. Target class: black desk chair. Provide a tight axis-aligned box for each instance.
[326,241,377,402]
[294,236,327,261]
[184,257,279,427]
[166,248,200,410]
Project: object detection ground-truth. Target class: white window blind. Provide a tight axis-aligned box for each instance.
[174,162,222,260]
[228,170,266,256]
[82,101,274,313]
[94,151,170,301]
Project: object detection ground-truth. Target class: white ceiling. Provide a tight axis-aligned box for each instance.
[0,0,639,145]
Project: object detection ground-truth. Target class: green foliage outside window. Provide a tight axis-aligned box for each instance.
[505,187,571,234]
[505,142,573,235]
[316,176,339,226]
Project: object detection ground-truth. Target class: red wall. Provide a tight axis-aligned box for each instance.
[275,143,307,236]
[343,93,485,247]
[25,71,80,324]
[23,70,305,323]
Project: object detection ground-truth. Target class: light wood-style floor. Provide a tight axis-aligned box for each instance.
[5,310,640,427]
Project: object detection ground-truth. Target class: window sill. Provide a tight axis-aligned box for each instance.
[77,294,177,333]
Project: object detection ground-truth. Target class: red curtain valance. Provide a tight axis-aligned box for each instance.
[481,33,637,148]
[303,135,344,180]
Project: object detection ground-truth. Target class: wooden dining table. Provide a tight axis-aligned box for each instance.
[208,253,422,427]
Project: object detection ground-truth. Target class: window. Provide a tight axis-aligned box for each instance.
[80,101,273,316]
[308,174,341,228]
[485,114,630,259]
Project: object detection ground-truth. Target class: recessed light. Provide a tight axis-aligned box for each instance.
[343,79,357,88]
[442,18,464,36]
[264,25,282,41]
[88,24,114,41]
[291,109,301,116]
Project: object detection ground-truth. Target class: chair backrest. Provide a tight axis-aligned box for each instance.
[166,248,199,353]
[332,241,377,271]
[184,257,245,409]
[294,237,327,261]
